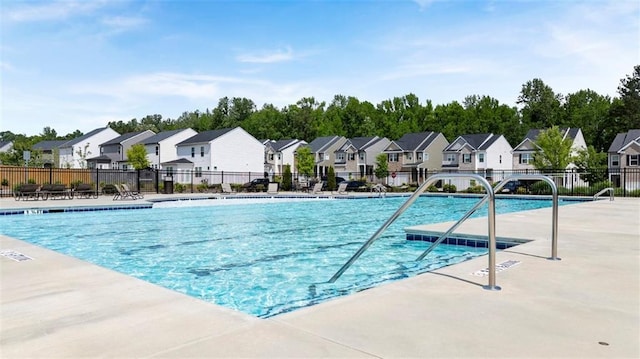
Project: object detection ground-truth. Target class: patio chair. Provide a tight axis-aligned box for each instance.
[336,182,348,195]
[121,183,144,199]
[14,184,45,201]
[311,182,323,194]
[267,183,278,194]
[45,183,72,200]
[113,184,136,201]
[221,183,236,194]
[73,183,98,199]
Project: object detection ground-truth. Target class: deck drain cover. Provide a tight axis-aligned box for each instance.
[0,250,33,262]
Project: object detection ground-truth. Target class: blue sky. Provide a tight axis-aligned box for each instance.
[1,0,639,137]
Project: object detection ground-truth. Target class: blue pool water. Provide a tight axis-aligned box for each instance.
[0,196,568,317]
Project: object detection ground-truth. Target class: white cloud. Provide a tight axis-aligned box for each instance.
[413,0,438,11]
[4,0,110,23]
[101,15,147,32]
[236,47,295,64]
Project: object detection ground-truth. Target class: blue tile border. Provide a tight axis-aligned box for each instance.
[0,204,152,216]
[406,232,529,249]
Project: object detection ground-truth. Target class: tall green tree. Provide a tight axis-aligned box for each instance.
[374,153,389,183]
[532,126,574,170]
[126,144,150,170]
[607,65,640,147]
[562,89,611,151]
[326,166,337,191]
[517,78,563,130]
[282,164,293,191]
[295,146,314,178]
[573,146,607,184]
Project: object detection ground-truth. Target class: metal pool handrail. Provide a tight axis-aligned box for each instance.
[593,187,614,201]
[493,175,560,260]
[327,173,500,291]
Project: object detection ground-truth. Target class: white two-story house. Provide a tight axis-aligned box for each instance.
[59,127,120,169]
[87,130,156,170]
[143,128,198,170]
[263,139,307,177]
[442,133,513,189]
[175,127,263,185]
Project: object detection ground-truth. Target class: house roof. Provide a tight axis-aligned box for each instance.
[269,139,304,152]
[102,130,154,146]
[523,128,580,142]
[162,158,193,164]
[61,127,114,148]
[444,133,499,152]
[608,129,640,153]
[32,140,67,151]
[349,136,381,150]
[308,136,343,152]
[142,129,190,145]
[86,155,112,162]
[392,131,438,151]
[177,128,235,145]
[0,141,13,149]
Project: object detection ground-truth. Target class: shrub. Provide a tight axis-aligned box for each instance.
[529,181,551,195]
[426,185,439,192]
[174,183,186,193]
[465,185,485,194]
[442,184,457,193]
[1,178,8,187]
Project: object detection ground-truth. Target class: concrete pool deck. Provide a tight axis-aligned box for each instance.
[1,194,638,358]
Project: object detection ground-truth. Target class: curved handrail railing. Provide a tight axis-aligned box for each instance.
[327,173,500,290]
[493,175,560,260]
[593,187,614,201]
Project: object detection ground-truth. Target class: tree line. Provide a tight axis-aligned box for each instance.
[1,65,638,167]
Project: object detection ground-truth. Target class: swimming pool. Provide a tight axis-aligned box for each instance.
[0,196,568,317]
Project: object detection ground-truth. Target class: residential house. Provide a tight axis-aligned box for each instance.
[59,127,120,169]
[608,129,640,190]
[263,139,307,177]
[512,127,587,187]
[142,128,198,170]
[87,130,155,170]
[333,136,391,180]
[382,131,449,185]
[442,133,513,189]
[32,140,67,168]
[175,127,263,184]
[0,141,13,164]
[512,128,586,171]
[307,135,348,178]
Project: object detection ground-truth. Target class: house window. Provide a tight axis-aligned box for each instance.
[166,167,174,176]
[117,147,121,154]
[191,147,195,158]
[520,153,533,164]
[200,146,204,157]
[348,153,356,161]
[628,155,639,166]
[388,153,399,162]
[499,155,502,164]
[195,167,202,177]
[336,153,345,162]
[446,154,456,162]
[478,153,485,163]
[277,153,281,160]
[359,153,365,161]
[417,153,423,161]
[462,154,471,163]
[269,153,274,161]
[100,147,104,154]
[611,155,619,166]
[122,164,128,171]
[405,153,413,161]
[318,152,324,161]
[155,146,159,156]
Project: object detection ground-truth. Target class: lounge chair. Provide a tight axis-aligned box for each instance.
[221,183,236,194]
[14,184,45,201]
[73,183,98,199]
[113,184,136,201]
[121,183,144,199]
[44,184,72,199]
[267,183,278,194]
[311,182,323,194]
[336,182,348,195]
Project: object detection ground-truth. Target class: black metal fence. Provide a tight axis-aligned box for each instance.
[1,165,639,197]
